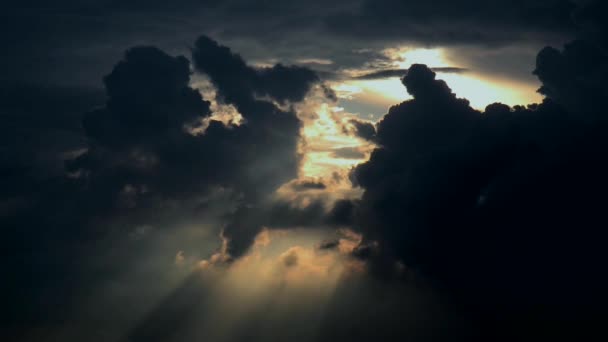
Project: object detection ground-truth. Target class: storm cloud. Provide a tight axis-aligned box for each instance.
[3,1,608,341]
[1,0,597,88]
[347,40,608,338]
[2,35,325,340]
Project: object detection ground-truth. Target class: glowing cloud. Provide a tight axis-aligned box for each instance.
[336,46,541,113]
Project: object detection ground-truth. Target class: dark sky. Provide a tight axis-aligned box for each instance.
[2,1,608,341]
[0,0,579,85]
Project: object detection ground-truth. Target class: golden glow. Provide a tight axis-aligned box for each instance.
[299,103,371,179]
[185,229,367,342]
[203,229,363,288]
[439,72,541,109]
[392,47,450,68]
[332,83,363,99]
[350,78,409,103]
[338,46,541,110]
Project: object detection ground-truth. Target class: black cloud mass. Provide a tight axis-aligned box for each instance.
[3,1,608,341]
[349,43,608,340]
[63,37,319,261]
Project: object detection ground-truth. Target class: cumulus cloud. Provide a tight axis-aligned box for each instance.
[347,39,608,336]
[2,35,326,339]
[63,35,330,263]
[534,38,608,115]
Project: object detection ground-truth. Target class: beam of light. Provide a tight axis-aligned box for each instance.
[189,229,363,341]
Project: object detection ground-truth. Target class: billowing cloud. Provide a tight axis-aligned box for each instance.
[534,38,608,115]
[65,35,329,262]
[2,35,326,339]
[346,36,608,336]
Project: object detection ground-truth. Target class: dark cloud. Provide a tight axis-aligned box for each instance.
[290,180,327,191]
[65,45,218,203]
[1,84,106,340]
[2,35,322,339]
[315,67,467,83]
[352,67,467,80]
[534,38,608,115]
[189,36,328,258]
[222,200,338,259]
[0,84,104,194]
[572,0,608,48]
[317,239,340,250]
[326,0,576,45]
[192,36,320,107]
[345,119,376,142]
[64,34,314,215]
[326,199,357,227]
[0,1,354,86]
[348,46,608,337]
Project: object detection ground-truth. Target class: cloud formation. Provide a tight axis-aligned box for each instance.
[347,39,608,337]
[2,35,325,339]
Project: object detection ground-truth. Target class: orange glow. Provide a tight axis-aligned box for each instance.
[337,46,541,110]
[299,103,372,179]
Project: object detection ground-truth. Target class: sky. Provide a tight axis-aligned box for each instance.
[2,1,608,341]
